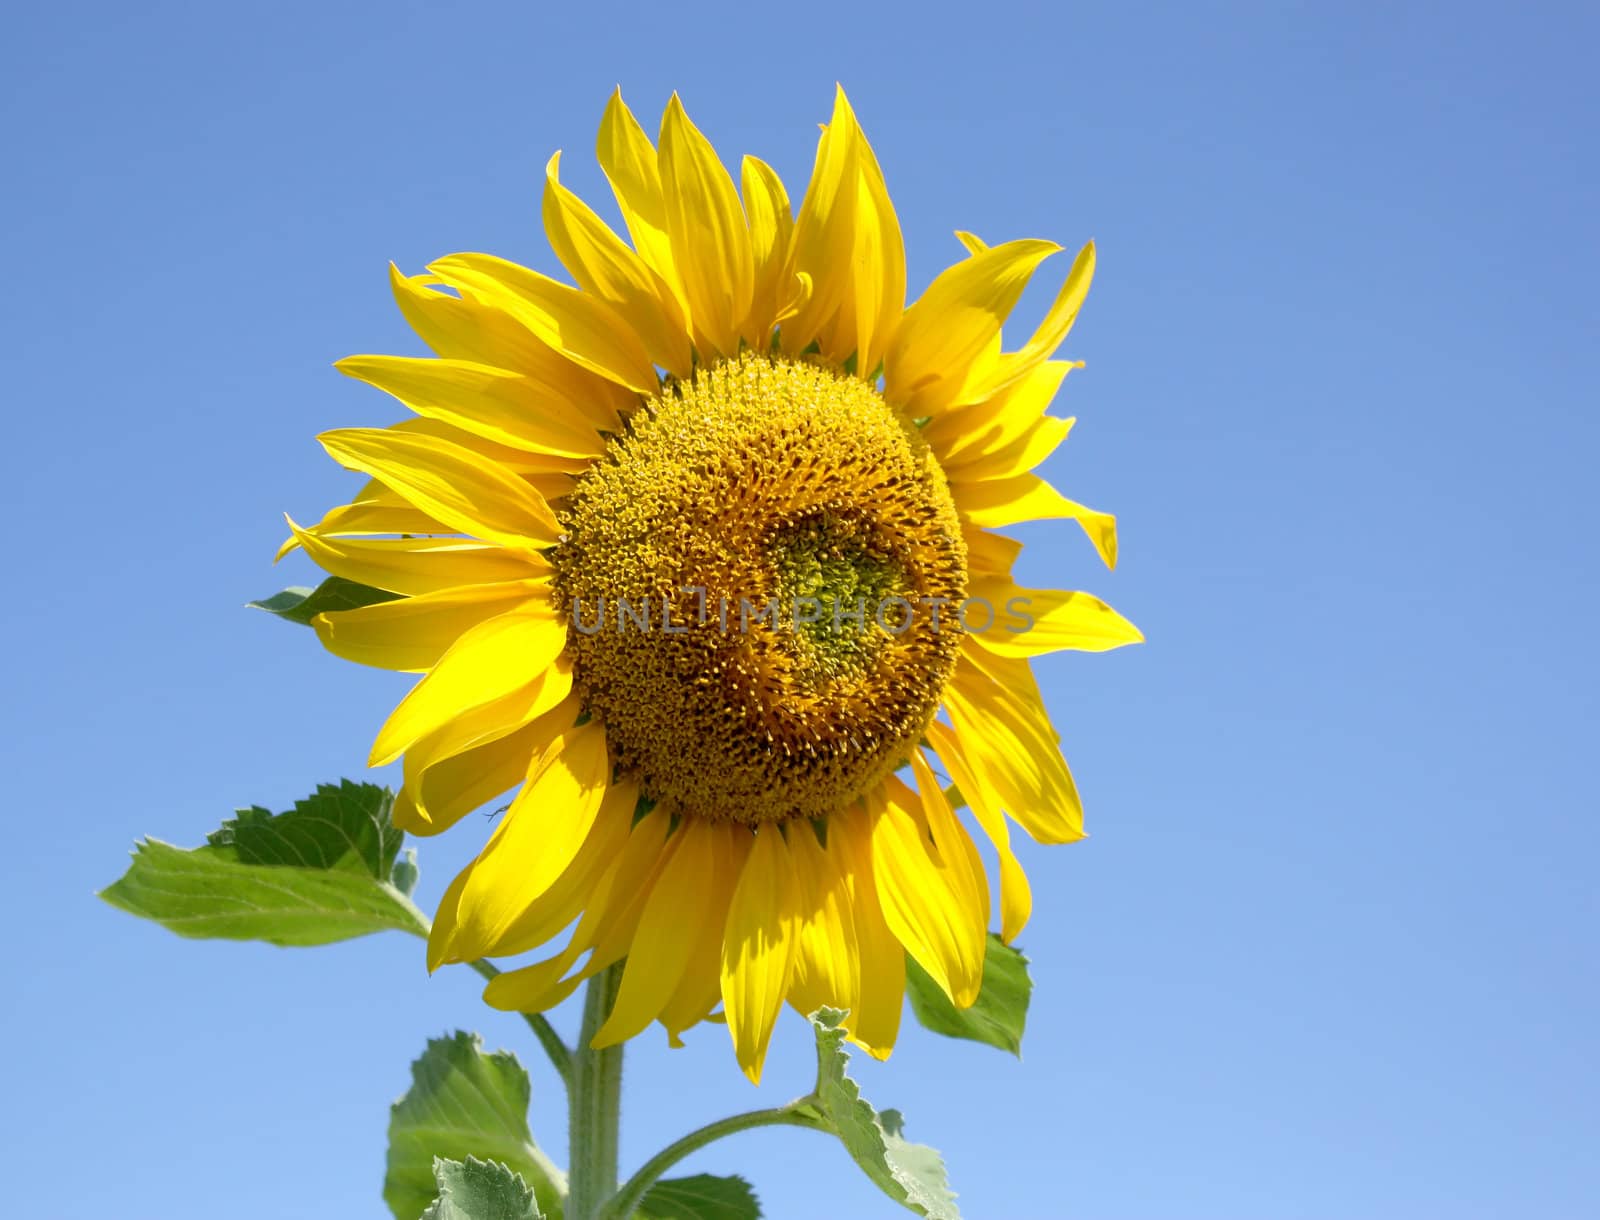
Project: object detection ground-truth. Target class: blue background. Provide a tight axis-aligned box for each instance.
[4,2,1595,1217]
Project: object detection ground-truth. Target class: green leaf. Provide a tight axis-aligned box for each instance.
[904,934,1031,1055]
[387,1033,566,1220]
[420,1157,543,1220]
[98,782,423,947]
[248,575,401,625]
[801,1010,960,1219]
[99,839,421,945]
[208,780,402,879]
[636,1174,760,1219]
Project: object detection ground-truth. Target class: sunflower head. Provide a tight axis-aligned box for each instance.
[285,86,1141,1084]
[554,354,967,825]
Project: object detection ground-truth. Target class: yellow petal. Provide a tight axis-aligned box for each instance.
[926,723,1031,941]
[740,155,794,345]
[827,808,905,1058]
[336,355,605,460]
[858,141,908,375]
[348,447,573,508]
[813,90,904,373]
[381,417,590,477]
[884,239,1060,417]
[780,89,859,356]
[869,774,987,1008]
[776,269,812,326]
[971,241,1096,402]
[958,415,1075,482]
[450,721,613,959]
[924,360,1074,465]
[593,818,723,1048]
[393,675,577,836]
[542,151,693,378]
[596,89,683,304]
[369,603,568,766]
[786,821,859,1028]
[388,264,634,430]
[958,634,1050,708]
[373,421,582,507]
[479,808,672,1005]
[317,428,560,551]
[954,230,988,255]
[387,263,556,372]
[911,748,991,940]
[348,478,409,506]
[563,805,679,978]
[658,94,754,358]
[284,518,547,595]
[661,824,748,1045]
[720,824,799,1083]
[959,641,1081,756]
[962,525,1023,578]
[967,576,1143,658]
[944,658,1084,844]
[276,499,446,559]
[491,779,638,959]
[426,862,472,971]
[483,947,587,1012]
[311,579,549,672]
[951,472,1118,568]
[429,253,658,395]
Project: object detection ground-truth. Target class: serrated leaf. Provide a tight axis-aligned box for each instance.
[905,934,1031,1055]
[98,838,421,946]
[636,1173,760,1219]
[387,1033,566,1220]
[248,575,402,625]
[420,1157,543,1220]
[99,782,421,947]
[803,1010,959,1219]
[208,780,402,879]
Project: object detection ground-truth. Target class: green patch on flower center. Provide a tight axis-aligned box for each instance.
[767,512,913,684]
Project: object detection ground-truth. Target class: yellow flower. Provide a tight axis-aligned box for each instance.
[283,87,1141,1083]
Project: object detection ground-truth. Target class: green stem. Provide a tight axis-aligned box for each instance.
[468,958,573,1094]
[600,1102,825,1220]
[568,963,626,1220]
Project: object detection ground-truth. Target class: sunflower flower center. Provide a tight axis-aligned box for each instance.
[552,354,967,824]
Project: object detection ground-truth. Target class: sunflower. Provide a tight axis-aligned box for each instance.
[282,87,1140,1083]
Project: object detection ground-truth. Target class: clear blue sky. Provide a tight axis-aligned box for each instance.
[4,2,1596,1217]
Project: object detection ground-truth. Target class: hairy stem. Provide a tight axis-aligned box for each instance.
[567,964,626,1220]
[600,1101,825,1220]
